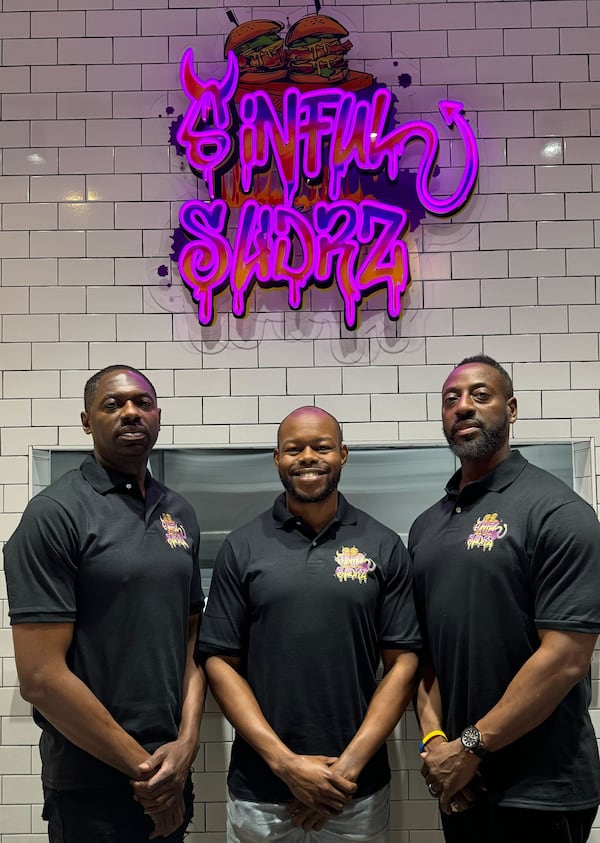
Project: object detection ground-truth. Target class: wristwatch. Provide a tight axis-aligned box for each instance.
[460,725,490,759]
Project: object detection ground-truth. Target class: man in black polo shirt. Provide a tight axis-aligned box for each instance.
[4,365,205,843]
[410,354,600,843]
[199,405,420,841]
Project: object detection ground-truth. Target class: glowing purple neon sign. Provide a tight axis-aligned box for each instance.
[177,49,479,330]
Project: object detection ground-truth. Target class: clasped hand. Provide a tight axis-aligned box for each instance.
[131,739,194,838]
[421,738,484,814]
[281,754,357,830]
[281,754,356,814]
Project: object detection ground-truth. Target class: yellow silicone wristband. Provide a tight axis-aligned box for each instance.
[419,730,448,752]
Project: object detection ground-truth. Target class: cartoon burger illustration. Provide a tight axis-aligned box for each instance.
[285,14,353,84]
[224,19,288,83]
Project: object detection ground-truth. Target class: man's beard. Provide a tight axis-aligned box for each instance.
[445,415,509,460]
[278,467,341,504]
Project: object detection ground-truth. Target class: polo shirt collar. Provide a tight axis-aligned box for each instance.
[80,453,155,497]
[445,450,528,499]
[272,491,357,530]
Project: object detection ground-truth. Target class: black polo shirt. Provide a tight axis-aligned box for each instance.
[409,450,600,810]
[199,492,420,802]
[4,454,203,790]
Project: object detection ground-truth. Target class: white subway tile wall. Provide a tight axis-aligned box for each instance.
[1,1,599,840]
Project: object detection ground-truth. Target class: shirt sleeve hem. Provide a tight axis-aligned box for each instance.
[535,618,600,634]
[197,643,243,657]
[379,638,422,651]
[9,612,77,624]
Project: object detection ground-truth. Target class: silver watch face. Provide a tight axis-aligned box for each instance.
[461,725,480,750]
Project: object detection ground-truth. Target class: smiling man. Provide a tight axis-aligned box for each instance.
[199,406,420,842]
[4,365,205,843]
[410,355,600,843]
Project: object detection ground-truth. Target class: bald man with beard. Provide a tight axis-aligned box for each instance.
[411,355,600,843]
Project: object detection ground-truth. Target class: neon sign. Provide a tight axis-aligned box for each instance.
[176,49,479,330]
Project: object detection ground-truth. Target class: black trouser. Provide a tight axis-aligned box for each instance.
[42,775,194,843]
[441,799,597,843]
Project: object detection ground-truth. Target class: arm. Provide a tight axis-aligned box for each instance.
[132,614,207,810]
[423,629,598,813]
[13,622,151,778]
[288,649,418,831]
[332,648,418,782]
[176,613,207,759]
[205,653,357,814]
[13,621,201,839]
[415,654,446,746]
[478,629,596,752]
[332,534,423,777]
[416,654,483,812]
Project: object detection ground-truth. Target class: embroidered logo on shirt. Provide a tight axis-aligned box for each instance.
[334,546,376,583]
[160,513,189,549]
[466,513,507,552]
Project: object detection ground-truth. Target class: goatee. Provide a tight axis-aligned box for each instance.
[445,416,509,460]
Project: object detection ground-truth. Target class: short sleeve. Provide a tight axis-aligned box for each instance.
[186,510,204,615]
[378,537,421,650]
[4,495,79,624]
[198,536,249,656]
[532,498,600,633]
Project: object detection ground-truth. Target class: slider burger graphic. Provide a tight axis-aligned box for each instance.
[285,14,353,84]
[224,19,287,83]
